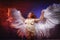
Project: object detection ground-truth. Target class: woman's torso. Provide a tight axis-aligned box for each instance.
[25,19,35,32]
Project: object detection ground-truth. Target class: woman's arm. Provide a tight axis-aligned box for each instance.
[39,10,44,21]
[34,10,44,22]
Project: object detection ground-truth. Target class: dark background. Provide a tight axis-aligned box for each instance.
[0,0,60,39]
[0,0,60,17]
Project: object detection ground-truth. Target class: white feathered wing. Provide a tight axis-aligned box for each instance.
[9,8,26,36]
[35,4,60,38]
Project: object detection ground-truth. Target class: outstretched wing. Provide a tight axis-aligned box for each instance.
[7,8,25,28]
[35,4,60,38]
[8,8,25,36]
[7,8,26,35]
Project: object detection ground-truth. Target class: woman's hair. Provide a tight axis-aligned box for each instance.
[27,12,36,18]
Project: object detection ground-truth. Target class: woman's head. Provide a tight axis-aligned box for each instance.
[27,12,36,19]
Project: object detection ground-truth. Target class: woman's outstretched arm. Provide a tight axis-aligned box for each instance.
[34,10,44,22]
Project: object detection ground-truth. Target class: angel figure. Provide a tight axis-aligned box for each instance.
[7,8,42,39]
[7,4,60,39]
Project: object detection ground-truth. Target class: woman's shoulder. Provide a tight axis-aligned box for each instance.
[25,19,35,22]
